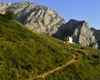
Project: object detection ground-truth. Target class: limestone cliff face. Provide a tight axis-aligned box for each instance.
[91,28,100,49]
[0,2,66,35]
[55,19,98,48]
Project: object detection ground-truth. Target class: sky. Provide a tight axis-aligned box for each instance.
[0,0,100,29]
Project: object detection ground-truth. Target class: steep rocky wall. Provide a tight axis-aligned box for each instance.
[91,28,100,49]
[55,19,98,48]
[0,2,66,35]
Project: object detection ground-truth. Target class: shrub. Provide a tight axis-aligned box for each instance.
[5,10,15,20]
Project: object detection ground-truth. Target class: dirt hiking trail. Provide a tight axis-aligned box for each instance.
[27,54,77,80]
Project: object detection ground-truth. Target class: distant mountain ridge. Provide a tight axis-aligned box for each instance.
[0,1,99,49]
[91,28,100,49]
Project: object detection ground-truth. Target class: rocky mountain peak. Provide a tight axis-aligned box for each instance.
[55,19,98,48]
[0,2,11,7]
[7,2,11,5]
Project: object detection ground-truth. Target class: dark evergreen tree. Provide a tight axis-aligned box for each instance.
[5,10,15,20]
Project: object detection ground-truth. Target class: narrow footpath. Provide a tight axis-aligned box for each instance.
[28,54,77,80]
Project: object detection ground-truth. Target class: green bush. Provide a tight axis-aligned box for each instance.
[5,10,16,20]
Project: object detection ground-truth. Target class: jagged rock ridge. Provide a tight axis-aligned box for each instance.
[0,2,99,48]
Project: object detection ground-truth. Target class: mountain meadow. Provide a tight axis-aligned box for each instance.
[0,13,100,80]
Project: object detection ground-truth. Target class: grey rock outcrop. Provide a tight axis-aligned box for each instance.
[0,1,66,35]
[91,28,100,49]
[55,19,98,48]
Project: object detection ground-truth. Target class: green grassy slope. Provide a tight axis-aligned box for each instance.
[44,45,100,80]
[0,14,100,80]
[0,14,73,80]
